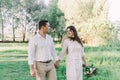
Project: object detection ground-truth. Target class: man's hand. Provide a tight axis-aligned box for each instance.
[30,69,35,77]
[29,65,35,77]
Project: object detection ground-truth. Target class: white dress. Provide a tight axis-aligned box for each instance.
[59,39,84,80]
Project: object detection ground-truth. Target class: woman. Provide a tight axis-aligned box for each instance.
[58,25,87,80]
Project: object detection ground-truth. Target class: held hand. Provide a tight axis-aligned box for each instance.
[30,69,35,77]
[54,60,60,69]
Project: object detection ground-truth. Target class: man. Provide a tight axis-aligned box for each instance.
[28,20,59,80]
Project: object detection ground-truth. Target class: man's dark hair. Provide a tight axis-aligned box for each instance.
[39,20,48,30]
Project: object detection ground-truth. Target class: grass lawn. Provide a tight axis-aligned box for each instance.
[0,43,120,80]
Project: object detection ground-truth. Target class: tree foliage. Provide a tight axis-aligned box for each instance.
[0,0,66,42]
[58,0,113,45]
[48,0,66,41]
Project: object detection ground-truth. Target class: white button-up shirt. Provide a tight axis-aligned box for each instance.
[28,33,58,65]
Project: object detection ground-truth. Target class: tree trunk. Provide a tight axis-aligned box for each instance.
[1,18,4,41]
[0,2,4,41]
[23,32,25,42]
[0,9,4,41]
[12,17,15,42]
[23,26,26,42]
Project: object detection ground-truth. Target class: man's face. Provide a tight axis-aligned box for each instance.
[43,22,50,33]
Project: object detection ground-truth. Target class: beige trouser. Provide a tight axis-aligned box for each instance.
[34,61,57,80]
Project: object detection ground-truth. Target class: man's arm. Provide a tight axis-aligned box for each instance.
[28,39,36,77]
[51,38,59,61]
[50,38,60,69]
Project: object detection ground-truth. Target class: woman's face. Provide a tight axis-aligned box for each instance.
[66,28,74,38]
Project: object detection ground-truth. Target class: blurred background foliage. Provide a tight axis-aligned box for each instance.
[0,0,120,46]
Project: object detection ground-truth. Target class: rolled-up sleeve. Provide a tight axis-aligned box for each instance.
[28,39,36,65]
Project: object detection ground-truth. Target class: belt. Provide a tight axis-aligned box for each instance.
[39,60,52,63]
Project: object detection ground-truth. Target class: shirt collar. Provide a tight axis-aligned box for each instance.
[37,32,48,39]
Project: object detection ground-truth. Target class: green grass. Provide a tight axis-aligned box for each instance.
[0,43,120,80]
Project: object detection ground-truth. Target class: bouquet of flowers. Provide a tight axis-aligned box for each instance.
[83,64,97,78]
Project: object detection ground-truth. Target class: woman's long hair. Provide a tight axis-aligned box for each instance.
[66,25,83,47]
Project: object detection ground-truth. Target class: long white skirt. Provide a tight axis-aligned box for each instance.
[66,59,83,80]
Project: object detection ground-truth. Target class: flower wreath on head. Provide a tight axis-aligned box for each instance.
[83,64,97,78]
